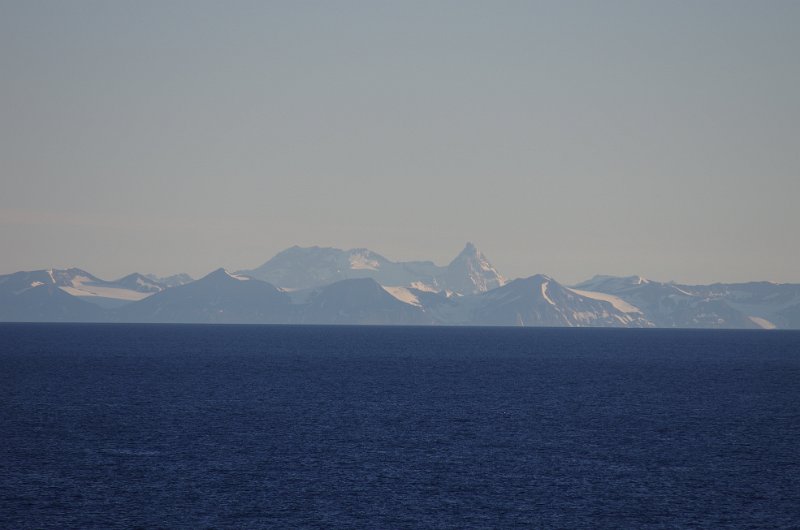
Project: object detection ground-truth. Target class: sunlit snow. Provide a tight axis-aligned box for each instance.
[59,275,152,301]
[568,288,643,314]
[349,253,381,271]
[748,316,777,329]
[382,286,422,307]
[541,281,555,306]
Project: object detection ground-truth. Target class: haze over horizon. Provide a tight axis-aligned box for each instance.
[2,1,798,285]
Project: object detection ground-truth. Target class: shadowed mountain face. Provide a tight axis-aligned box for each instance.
[300,278,433,325]
[239,243,505,294]
[115,269,291,324]
[0,284,106,322]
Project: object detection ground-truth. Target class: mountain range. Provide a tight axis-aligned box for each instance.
[1,243,798,329]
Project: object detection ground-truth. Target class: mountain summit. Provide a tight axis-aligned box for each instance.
[444,242,506,294]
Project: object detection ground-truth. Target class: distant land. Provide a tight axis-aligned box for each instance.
[1,243,798,328]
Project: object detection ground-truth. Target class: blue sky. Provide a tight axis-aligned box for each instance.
[1,1,798,283]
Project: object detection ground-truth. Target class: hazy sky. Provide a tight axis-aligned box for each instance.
[1,1,798,284]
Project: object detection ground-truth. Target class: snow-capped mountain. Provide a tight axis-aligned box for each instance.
[240,243,504,295]
[674,281,800,329]
[443,242,506,294]
[462,275,651,327]
[0,268,166,308]
[573,275,762,329]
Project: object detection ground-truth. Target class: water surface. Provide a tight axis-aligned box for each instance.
[1,324,799,528]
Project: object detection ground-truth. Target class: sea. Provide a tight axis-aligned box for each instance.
[1,323,798,528]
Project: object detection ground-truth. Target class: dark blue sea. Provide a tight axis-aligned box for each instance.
[1,324,799,528]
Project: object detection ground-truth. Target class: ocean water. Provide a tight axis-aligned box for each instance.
[1,324,799,529]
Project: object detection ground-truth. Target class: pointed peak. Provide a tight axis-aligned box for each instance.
[445,242,506,293]
[461,242,478,254]
[201,268,252,282]
[452,242,482,263]
[201,267,229,279]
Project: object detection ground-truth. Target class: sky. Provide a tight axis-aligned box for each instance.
[1,0,798,284]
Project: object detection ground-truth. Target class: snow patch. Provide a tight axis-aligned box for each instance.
[59,275,153,301]
[672,286,695,296]
[409,281,439,293]
[382,286,421,307]
[60,285,151,301]
[749,316,776,330]
[572,311,598,324]
[349,253,381,270]
[568,288,643,314]
[541,281,555,306]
